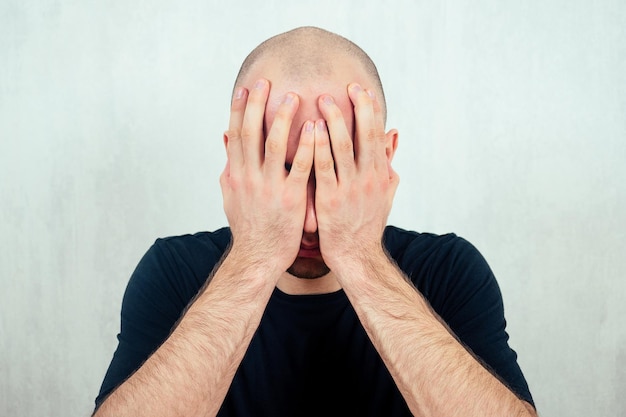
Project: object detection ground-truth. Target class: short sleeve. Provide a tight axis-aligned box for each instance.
[438,238,534,407]
[94,230,230,409]
[385,227,534,407]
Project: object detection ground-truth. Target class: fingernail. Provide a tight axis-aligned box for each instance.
[323,95,334,105]
[366,89,375,99]
[283,93,294,104]
[351,83,362,93]
[316,119,326,130]
[305,120,314,132]
[235,87,244,100]
[254,79,266,89]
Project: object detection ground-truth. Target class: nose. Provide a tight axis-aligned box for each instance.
[303,175,317,234]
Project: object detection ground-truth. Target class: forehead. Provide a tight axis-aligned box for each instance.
[241,54,373,109]
[238,55,374,162]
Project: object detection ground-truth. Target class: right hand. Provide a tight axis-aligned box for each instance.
[220,79,315,278]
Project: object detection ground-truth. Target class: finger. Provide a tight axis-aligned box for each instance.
[365,87,389,175]
[241,78,270,169]
[225,87,248,172]
[313,119,337,189]
[347,83,381,171]
[287,120,315,188]
[265,92,299,180]
[318,95,354,182]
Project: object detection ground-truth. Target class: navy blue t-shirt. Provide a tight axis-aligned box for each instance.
[95,226,534,415]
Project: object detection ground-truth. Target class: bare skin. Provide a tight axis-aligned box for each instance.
[94,53,537,416]
[314,86,537,416]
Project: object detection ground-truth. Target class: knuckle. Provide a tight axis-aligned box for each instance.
[226,129,241,142]
[281,192,300,209]
[240,127,254,141]
[317,158,335,172]
[365,128,378,142]
[265,137,283,154]
[327,196,341,211]
[339,159,353,171]
[244,177,259,194]
[227,176,241,191]
[338,139,353,153]
[291,158,311,174]
[219,172,228,188]
[260,183,274,199]
[364,180,377,195]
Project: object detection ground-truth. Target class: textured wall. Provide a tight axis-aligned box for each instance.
[1,1,624,416]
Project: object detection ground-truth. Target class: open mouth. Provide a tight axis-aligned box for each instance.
[297,245,321,258]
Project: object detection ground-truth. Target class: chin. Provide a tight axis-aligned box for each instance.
[287,257,331,279]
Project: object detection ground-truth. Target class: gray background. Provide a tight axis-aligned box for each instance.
[1,1,625,416]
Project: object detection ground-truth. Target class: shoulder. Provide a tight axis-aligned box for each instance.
[139,227,232,280]
[383,225,498,315]
[154,227,232,258]
[124,227,232,313]
[383,225,484,271]
[151,226,232,283]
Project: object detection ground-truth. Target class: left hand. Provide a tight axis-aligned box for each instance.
[314,83,399,273]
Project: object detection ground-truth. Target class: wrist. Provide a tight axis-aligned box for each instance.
[222,244,285,285]
[329,243,392,283]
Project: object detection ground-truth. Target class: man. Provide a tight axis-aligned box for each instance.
[94,26,537,416]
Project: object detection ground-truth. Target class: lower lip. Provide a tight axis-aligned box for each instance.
[298,248,321,258]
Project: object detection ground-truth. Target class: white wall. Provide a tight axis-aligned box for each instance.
[1,1,624,416]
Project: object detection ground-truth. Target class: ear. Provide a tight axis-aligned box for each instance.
[384,128,399,162]
[223,131,229,152]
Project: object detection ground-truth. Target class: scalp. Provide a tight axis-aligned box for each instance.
[234,26,387,122]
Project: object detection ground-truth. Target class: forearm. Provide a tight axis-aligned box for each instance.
[97,75,315,416]
[337,250,537,417]
[94,254,278,417]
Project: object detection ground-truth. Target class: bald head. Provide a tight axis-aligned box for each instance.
[234,26,387,122]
